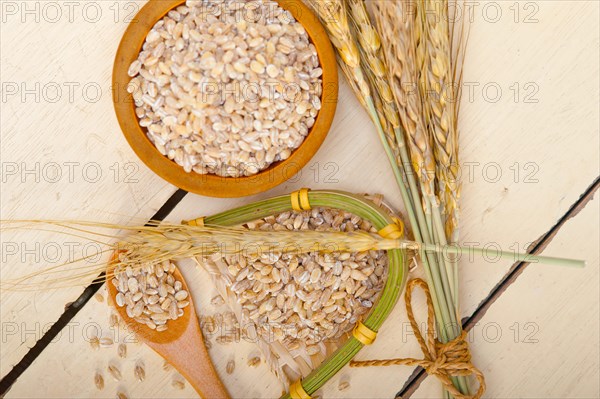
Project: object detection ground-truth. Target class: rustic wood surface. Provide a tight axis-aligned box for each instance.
[1,0,598,398]
[0,0,176,380]
[411,195,600,398]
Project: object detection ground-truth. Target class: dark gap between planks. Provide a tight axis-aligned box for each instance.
[396,176,600,398]
[0,189,189,396]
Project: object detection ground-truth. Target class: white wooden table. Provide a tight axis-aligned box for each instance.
[1,1,598,398]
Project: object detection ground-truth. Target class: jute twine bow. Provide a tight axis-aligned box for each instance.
[350,279,486,399]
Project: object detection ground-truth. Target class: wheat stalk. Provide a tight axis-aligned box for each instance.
[418,5,467,355]
[321,2,461,363]
[349,1,460,347]
[310,2,455,330]
[305,0,370,101]
[0,220,391,290]
[306,0,413,192]
[372,0,473,395]
[306,0,399,156]
[372,0,458,320]
[372,1,437,202]
[347,0,401,131]
[372,0,465,394]
[346,0,413,184]
[304,0,428,252]
[421,0,461,244]
[1,220,581,291]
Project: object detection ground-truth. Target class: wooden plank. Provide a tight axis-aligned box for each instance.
[410,193,599,398]
[4,0,599,398]
[0,0,176,380]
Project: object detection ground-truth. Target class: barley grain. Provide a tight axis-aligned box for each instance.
[94,372,104,390]
[134,361,146,382]
[247,356,261,368]
[211,295,225,306]
[226,359,235,374]
[163,360,173,372]
[89,336,100,350]
[118,343,127,358]
[216,335,234,345]
[172,377,185,390]
[108,363,122,382]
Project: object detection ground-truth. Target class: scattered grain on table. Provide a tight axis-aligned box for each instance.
[134,361,146,382]
[89,336,100,351]
[108,363,122,382]
[338,380,350,391]
[247,355,261,368]
[118,343,127,358]
[226,359,235,374]
[94,372,104,390]
[211,295,225,306]
[163,360,173,372]
[172,375,185,390]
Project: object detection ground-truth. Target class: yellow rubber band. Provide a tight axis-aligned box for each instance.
[353,321,377,345]
[291,188,311,211]
[181,217,205,227]
[291,191,302,211]
[378,223,402,239]
[289,380,311,399]
[299,188,311,210]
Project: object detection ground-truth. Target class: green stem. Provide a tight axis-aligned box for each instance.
[431,202,456,307]
[356,99,467,394]
[391,124,466,392]
[391,129,457,336]
[368,103,450,344]
[390,125,468,393]
[365,98,419,241]
[424,200,466,394]
[410,243,585,268]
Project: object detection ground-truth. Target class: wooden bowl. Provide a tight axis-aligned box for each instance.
[112,0,338,198]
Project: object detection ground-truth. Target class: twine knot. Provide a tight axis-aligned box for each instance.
[350,279,486,399]
[426,352,447,375]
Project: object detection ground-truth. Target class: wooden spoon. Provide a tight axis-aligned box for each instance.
[107,258,229,399]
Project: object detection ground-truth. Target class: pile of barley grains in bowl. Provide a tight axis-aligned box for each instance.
[112,259,189,332]
[202,208,387,355]
[127,0,323,177]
